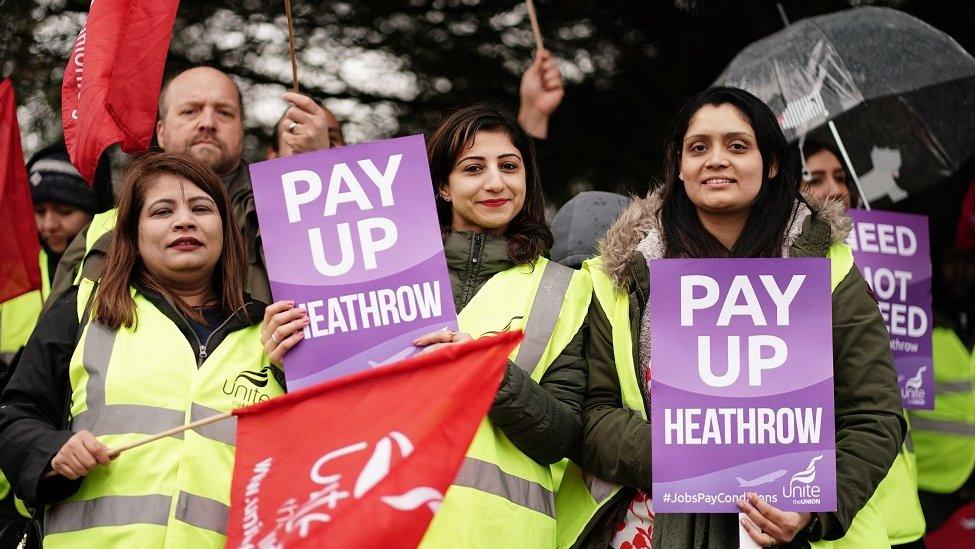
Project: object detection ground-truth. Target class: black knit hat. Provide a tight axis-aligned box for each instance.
[26,144,99,214]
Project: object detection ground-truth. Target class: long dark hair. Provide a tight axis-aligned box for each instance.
[96,152,248,329]
[426,103,553,264]
[660,87,803,258]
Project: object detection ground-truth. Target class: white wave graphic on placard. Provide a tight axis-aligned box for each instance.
[381,487,444,512]
[353,432,414,498]
[905,366,927,391]
[368,347,415,368]
[789,455,824,486]
[736,469,788,487]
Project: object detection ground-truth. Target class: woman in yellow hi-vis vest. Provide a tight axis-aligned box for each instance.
[561,88,905,548]
[0,153,300,548]
[410,104,589,548]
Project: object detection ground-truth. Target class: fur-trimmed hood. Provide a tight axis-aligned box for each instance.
[596,191,852,289]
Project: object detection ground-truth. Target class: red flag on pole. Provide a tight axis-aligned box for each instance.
[61,0,180,183]
[0,79,41,302]
[226,331,520,548]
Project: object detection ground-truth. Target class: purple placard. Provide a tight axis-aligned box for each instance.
[650,259,836,513]
[250,135,458,389]
[847,210,933,409]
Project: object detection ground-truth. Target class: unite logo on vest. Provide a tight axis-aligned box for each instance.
[223,365,280,407]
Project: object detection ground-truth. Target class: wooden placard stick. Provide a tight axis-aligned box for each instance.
[41,411,235,480]
[285,0,300,93]
[525,0,545,52]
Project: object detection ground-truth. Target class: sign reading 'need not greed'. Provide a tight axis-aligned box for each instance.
[650,259,836,513]
[251,135,457,389]
[847,210,933,409]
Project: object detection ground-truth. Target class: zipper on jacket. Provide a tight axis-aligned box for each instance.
[197,303,251,367]
[461,232,487,306]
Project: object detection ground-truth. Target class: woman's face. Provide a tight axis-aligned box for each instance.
[137,173,223,287]
[441,131,526,235]
[680,103,772,216]
[34,202,92,254]
[804,149,851,207]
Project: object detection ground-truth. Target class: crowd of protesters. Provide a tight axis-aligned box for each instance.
[0,38,971,549]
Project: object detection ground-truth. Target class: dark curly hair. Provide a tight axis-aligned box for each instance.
[426,103,553,264]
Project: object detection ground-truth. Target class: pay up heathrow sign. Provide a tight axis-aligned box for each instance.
[250,135,457,390]
[650,259,836,513]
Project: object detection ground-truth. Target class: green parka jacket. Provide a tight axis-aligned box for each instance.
[575,194,905,548]
[444,230,585,464]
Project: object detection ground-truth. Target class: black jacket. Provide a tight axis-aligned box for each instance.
[0,285,269,507]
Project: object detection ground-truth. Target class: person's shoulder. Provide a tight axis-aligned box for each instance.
[34,285,82,342]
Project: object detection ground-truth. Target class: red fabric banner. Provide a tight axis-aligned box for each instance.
[0,79,41,302]
[226,331,521,548]
[61,0,179,183]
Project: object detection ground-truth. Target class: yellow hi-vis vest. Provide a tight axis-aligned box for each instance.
[72,209,117,285]
[0,249,51,518]
[873,433,926,544]
[0,248,51,359]
[420,257,591,549]
[909,326,975,493]
[43,279,285,548]
[558,244,889,548]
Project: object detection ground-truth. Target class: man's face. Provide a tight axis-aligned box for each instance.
[156,67,244,178]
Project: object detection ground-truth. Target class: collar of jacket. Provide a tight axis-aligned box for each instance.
[132,282,264,359]
[598,190,852,291]
[443,230,515,273]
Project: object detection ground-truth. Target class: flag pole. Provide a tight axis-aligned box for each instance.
[525,0,544,52]
[41,412,235,479]
[284,0,300,93]
[828,120,872,210]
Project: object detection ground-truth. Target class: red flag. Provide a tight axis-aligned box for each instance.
[924,501,974,549]
[61,0,179,183]
[0,79,41,302]
[226,331,521,548]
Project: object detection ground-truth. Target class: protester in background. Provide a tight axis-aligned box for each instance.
[0,153,296,548]
[910,201,975,534]
[0,144,102,538]
[569,87,904,548]
[799,138,928,548]
[800,140,856,208]
[1,145,100,375]
[50,66,335,306]
[551,191,631,269]
[414,103,588,548]
[267,94,345,159]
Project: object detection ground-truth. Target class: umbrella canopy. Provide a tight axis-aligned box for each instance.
[716,6,974,207]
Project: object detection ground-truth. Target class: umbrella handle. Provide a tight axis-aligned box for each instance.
[828,120,872,211]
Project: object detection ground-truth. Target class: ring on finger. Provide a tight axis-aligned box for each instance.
[287,121,298,133]
[271,333,280,345]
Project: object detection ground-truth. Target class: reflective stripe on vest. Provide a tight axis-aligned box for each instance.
[908,326,974,493]
[557,244,867,548]
[420,257,590,549]
[513,261,575,372]
[453,457,556,518]
[910,417,974,435]
[44,280,282,547]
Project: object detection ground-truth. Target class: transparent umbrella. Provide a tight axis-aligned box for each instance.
[715,6,974,209]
